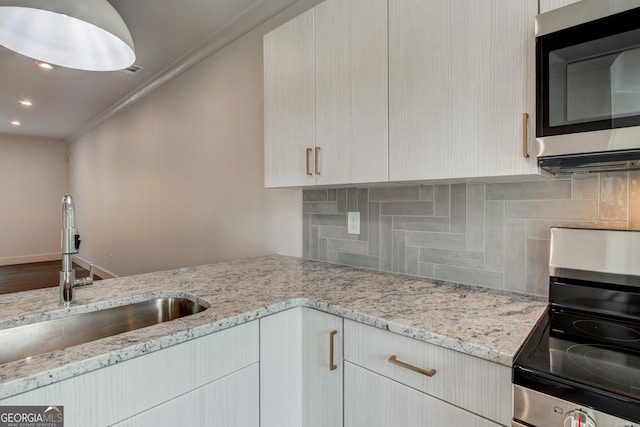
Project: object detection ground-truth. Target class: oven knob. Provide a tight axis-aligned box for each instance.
[564,410,596,427]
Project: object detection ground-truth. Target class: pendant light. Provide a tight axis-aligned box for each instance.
[0,0,135,71]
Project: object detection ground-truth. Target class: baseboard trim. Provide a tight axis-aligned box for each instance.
[0,253,60,266]
[72,255,118,279]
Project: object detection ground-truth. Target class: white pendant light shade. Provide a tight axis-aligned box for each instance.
[0,0,135,71]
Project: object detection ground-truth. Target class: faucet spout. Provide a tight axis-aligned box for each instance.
[59,194,93,306]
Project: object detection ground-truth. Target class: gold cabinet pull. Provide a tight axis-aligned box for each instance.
[388,355,436,377]
[522,112,530,159]
[329,330,338,371]
[306,148,313,176]
[314,146,321,175]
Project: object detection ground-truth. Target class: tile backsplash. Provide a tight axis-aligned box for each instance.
[303,173,640,296]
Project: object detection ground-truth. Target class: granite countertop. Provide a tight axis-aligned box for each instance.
[0,255,547,400]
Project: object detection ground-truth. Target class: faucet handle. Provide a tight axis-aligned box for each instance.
[74,263,94,287]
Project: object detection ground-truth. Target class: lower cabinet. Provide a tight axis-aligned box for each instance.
[345,362,501,427]
[260,307,343,427]
[112,363,259,426]
[344,320,512,426]
[0,321,259,427]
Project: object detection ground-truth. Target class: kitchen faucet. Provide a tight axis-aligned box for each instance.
[60,194,93,306]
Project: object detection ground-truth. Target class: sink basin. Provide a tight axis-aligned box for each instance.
[0,296,208,365]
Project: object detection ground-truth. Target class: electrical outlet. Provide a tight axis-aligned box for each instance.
[109,254,113,265]
[347,212,360,235]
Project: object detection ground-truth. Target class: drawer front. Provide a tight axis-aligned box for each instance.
[344,320,511,425]
[345,362,502,427]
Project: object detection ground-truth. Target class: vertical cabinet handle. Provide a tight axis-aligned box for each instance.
[388,355,436,377]
[329,330,338,371]
[522,113,530,159]
[315,146,321,175]
[306,148,313,176]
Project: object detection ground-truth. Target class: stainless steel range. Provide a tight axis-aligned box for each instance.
[513,228,640,427]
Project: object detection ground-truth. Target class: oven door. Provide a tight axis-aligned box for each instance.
[536,6,640,157]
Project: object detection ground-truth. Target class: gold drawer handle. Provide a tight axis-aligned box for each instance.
[522,112,530,159]
[329,330,338,371]
[388,355,436,377]
[306,148,313,176]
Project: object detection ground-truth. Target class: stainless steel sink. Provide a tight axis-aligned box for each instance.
[0,296,208,364]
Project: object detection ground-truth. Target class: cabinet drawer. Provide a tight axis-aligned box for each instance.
[344,320,511,425]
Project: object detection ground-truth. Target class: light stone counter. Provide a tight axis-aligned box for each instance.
[0,255,547,399]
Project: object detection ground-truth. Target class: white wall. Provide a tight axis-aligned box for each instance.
[69,4,309,277]
[0,134,68,265]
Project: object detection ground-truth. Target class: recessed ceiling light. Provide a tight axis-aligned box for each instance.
[37,62,53,70]
[19,100,33,107]
[10,120,21,126]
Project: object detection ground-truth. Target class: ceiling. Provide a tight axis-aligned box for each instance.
[0,0,297,141]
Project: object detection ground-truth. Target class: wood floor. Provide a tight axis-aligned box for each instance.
[0,261,100,295]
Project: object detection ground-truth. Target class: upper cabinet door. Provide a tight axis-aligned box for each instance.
[264,0,388,188]
[264,9,315,188]
[314,0,388,185]
[539,0,581,13]
[389,0,539,181]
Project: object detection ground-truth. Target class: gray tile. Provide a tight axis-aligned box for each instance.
[369,202,381,256]
[419,248,484,269]
[337,188,347,213]
[303,190,328,202]
[380,216,393,272]
[303,214,311,259]
[347,188,359,211]
[318,226,358,240]
[303,201,339,214]
[572,174,599,199]
[599,172,628,221]
[392,216,449,232]
[419,185,434,201]
[310,225,319,260]
[504,219,526,293]
[466,183,485,252]
[310,214,347,226]
[434,185,450,217]
[419,263,435,279]
[434,265,503,289]
[485,201,505,272]
[370,186,419,201]
[393,231,406,274]
[525,220,627,240]
[450,184,466,233]
[318,238,328,262]
[333,253,380,270]
[405,246,419,276]
[486,181,572,200]
[327,188,337,202]
[381,201,434,216]
[405,231,466,250]
[525,239,550,296]
[327,238,368,256]
[506,200,598,220]
[358,188,369,241]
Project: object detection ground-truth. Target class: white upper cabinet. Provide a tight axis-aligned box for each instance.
[388,0,540,181]
[539,0,582,13]
[264,0,388,188]
[264,9,315,188]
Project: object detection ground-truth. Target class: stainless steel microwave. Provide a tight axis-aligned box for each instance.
[536,0,640,174]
